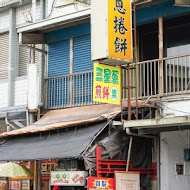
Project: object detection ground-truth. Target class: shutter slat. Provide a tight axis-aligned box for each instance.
[48,40,70,77]
[19,45,41,76]
[73,34,92,73]
[0,33,9,79]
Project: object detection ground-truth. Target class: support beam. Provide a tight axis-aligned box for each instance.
[126,136,133,171]
[12,121,25,128]
[8,8,18,107]
[20,44,47,54]
[124,116,190,129]
[158,17,164,95]
[69,38,73,106]
[22,33,46,44]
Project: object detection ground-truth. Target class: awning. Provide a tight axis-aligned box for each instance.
[0,101,152,138]
[17,9,91,34]
[0,121,106,161]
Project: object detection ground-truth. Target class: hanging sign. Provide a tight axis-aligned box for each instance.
[91,0,132,65]
[51,171,87,186]
[93,63,121,105]
[87,177,115,190]
[108,0,133,61]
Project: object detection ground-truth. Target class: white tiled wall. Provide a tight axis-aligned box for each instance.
[0,80,8,108]
[14,77,28,107]
[16,4,32,26]
[0,10,9,31]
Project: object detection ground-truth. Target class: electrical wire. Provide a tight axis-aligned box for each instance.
[47,0,57,19]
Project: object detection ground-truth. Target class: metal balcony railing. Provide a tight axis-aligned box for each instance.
[131,54,190,99]
[46,71,94,109]
[45,55,190,109]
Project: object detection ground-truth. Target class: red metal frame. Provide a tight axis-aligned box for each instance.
[96,146,157,180]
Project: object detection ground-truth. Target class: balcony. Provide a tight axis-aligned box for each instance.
[133,54,190,99]
[45,54,190,110]
[45,71,94,109]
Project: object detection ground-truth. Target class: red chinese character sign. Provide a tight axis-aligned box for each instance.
[93,63,121,105]
[87,177,115,190]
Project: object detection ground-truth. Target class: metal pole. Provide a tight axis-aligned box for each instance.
[96,146,102,177]
[158,17,164,95]
[128,64,131,120]
[121,67,123,121]
[126,136,133,171]
[133,0,138,119]
[156,135,161,190]
[69,38,73,106]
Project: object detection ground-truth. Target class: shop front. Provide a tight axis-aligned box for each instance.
[0,104,155,190]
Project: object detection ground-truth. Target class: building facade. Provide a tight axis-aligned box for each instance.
[1,0,190,190]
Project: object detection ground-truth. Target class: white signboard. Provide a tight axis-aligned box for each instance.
[28,64,38,111]
[51,171,87,186]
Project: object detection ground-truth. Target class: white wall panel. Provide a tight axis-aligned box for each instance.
[14,77,28,106]
[16,4,32,26]
[161,131,190,190]
[36,0,41,21]
[162,100,190,117]
[0,10,9,30]
[0,81,8,108]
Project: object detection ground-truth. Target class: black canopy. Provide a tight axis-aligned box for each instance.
[0,122,106,161]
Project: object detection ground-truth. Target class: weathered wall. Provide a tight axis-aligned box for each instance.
[162,98,190,117]
[160,131,190,190]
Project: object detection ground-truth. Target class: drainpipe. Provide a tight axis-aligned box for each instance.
[126,136,133,171]
[38,0,46,107]
[32,0,36,23]
[28,0,37,125]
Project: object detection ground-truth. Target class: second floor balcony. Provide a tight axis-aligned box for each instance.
[45,54,190,110]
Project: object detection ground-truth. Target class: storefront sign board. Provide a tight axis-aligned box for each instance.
[51,171,87,186]
[87,177,115,190]
[93,63,121,105]
[91,0,133,65]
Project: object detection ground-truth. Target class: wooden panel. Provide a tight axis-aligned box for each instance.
[115,172,140,190]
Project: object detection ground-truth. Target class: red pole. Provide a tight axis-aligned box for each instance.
[96,146,102,177]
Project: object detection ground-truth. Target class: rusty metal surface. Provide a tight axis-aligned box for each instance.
[0,102,153,138]
[175,0,190,6]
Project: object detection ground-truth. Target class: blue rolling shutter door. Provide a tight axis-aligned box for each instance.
[73,35,93,104]
[48,40,70,108]
[73,34,92,73]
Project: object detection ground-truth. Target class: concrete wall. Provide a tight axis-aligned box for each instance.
[47,0,90,18]
[160,131,190,190]
[0,10,9,31]
[162,98,190,117]
[0,77,28,109]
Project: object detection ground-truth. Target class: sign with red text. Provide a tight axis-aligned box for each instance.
[51,171,87,186]
[93,63,121,105]
[87,177,115,190]
[0,180,21,190]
